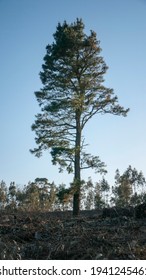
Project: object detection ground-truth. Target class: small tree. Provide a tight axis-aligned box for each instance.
[24,182,40,211]
[16,187,27,210]
[111,169,132,207]
[100,177,110,205]
[8,182,17,209]
[34,178,50,210]
[31,19,129,215]
[111,166,146,207]
[0,180,8,209]
[94,182,105,209]
[47,182,58,211]
[94,178,110,209]
[84,178,95,210]
[56,184,72,210]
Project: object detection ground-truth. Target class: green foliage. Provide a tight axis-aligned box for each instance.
[56,184,73,210]
[83,178,95,210]
[0,165,146,211]
[31,18,129,164]
[94,178,110,209]
[111,166,146,207]
[82,177,109,210]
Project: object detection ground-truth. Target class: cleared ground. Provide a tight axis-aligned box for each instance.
[0,209,146,259]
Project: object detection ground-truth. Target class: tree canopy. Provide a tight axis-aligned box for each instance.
[31,18,129,215]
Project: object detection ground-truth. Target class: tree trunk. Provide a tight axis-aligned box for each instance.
[73,110,81,216]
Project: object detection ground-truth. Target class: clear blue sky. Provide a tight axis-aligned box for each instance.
[0,0,146,188]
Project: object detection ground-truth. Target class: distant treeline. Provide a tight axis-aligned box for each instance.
[1,166,146,212]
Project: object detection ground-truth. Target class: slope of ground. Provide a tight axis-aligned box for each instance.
[0,209,146,260]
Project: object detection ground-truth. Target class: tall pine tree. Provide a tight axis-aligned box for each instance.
[31,19,129,215]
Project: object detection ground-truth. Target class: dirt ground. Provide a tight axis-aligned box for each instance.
[0,209,146,260]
